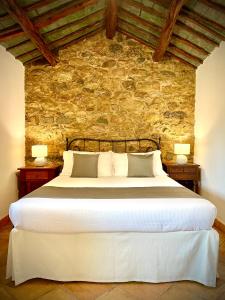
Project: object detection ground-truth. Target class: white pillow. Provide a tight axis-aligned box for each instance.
[98,151,113,177]
[61,150,113,177]
[112,153,128,177]
[112,150,166,177]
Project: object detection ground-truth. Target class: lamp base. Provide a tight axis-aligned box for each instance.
[34,157,47,167]
[176,154,188,165]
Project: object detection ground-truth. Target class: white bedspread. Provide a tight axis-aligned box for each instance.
[9,176,217,233]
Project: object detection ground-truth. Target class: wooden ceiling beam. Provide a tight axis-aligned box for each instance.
[153,0,186,62]
[1,0,57,66]
[0,0,98,42]
[106,0,118,39]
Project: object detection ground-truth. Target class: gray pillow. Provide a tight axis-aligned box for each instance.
[71,153,99,178]
[128,153,154,177]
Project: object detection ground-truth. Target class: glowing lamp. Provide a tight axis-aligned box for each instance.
[32,145,48,166]
[174,144,190,165]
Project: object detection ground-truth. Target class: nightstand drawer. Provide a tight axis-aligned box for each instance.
[168,167,184,173]
[183,167,196,173]
[170,173,197,180]
[25,171,49,180]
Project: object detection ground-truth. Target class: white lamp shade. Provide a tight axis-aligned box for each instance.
[32,145,48,158]
[174,144,190,155]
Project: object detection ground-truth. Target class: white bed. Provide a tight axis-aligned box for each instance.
[7,175,219,286]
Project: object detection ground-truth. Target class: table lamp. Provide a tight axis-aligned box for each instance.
[32,145,48,166]
[174,144,190,164]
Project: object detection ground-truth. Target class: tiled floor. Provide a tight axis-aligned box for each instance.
[1,224,225,300]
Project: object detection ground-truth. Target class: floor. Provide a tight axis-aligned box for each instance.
[1,225,225,300]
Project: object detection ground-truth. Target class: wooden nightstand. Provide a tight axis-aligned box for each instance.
[17,165,61,198]
[163,163,200,193]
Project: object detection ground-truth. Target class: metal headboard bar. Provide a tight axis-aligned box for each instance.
[66,137,161,151]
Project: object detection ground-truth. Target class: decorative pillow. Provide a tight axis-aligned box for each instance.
[61,151,113,177]
[136,150,167,176]
[112,150,166,177]
[127,153,154,177]
[71,153,99,178]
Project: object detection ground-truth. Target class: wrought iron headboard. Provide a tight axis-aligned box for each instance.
[66,137,161,152]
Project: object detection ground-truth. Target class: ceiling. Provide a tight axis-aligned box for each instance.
[0,0,225,68]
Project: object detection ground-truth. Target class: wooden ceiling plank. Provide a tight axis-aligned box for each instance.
[168,45,203,64]
[176,20,219,46]
[0,25,23,41]
[119,7,161,33]
[54,26,103,53]
[23,54,43,65]
[44,8,104,38]
[153,0,186,62]
[49,20,104,49]
[0,0,98,42]
[166,51,197,68]
[183,6,225,33]
[119,7,209,56]
[106,0,118,39]
[34,0,98,30]
[7,9,105,51]
[179,12,225,41]
[1,0,57,66]
[172,34,209,55]
[122,0,164,18]
[24,0,57,12]
[198,0,225,14]
[118,27,156,50]
[0,0,56,21]
[118,18,158,45]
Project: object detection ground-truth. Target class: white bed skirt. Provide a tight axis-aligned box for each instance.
[7,228,219,286]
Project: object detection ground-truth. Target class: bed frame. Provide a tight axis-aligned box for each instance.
[66,137,161,152]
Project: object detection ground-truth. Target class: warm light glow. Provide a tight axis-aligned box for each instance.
[174,144,190,155]
[32,145,48,158]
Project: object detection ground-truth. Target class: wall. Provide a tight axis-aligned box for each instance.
[195,42,225,223]
[0,46,25,220]
[25,32,196,161]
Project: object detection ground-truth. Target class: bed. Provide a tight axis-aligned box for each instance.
[7,138,219,286]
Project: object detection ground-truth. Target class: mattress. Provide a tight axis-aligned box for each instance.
[9,176,217,233]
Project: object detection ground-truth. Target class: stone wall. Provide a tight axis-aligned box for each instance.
[25,32,195,163]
